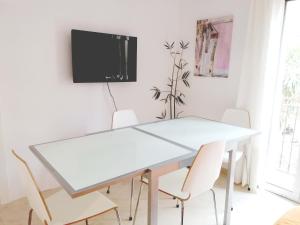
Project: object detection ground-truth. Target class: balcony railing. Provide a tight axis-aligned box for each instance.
[278,100,300,175]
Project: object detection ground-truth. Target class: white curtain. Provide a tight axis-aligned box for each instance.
[236,0,285,190]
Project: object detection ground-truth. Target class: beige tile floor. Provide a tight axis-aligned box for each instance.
[0,174,296,225]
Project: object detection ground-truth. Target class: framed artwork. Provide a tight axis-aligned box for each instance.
[194,16,233,78]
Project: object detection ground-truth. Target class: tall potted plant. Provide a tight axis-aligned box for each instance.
[151,41,191,119]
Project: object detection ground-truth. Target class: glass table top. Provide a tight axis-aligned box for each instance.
[30,116,258,196]
[136,116,258,150]
[30,127,194,194]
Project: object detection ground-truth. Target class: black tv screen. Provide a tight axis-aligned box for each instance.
[71,29,137,83]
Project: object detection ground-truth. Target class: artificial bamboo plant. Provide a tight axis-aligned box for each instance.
[151,41,191,119]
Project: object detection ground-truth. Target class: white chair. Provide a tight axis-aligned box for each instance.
[221,108,251,185]
[133,141,225,225]
[12,150,122,225]
[107,109,139,221]
[112,109,139,129]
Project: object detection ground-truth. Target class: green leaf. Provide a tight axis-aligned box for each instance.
[180,40,184,49]
[177,96,185,105]
[164,41,175,50]
[151,86,161,100]
[182,71,190,79]
[175,62,183,70]
[183,41,190,49]
[156,91,161,99]
[157,110,167,119]
[183,79,190,87]
[164,41,171,49]
[179,41,190,49]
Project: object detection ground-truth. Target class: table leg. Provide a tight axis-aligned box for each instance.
[147,170,159,225]
[224,149,236,225]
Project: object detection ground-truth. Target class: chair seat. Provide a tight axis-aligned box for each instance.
[143,168,190,201]
[46,190,117,225]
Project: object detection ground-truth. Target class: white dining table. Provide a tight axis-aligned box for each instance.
[30,116,258,225]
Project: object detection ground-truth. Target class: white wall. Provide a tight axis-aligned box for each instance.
[178,0,251,120]
[0,111,7,205]
[0,0,180,202]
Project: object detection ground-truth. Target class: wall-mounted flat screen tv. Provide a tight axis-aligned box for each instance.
[71,29,137,83]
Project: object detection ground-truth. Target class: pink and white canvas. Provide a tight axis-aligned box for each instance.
[194,16,233,78]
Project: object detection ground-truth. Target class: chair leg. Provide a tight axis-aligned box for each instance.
[107,186,111,194]
[28,208,33,225]
[129,178,134,221]
[85,219,89,225]
[181,201,184,225]
[133,182,143,225]
[210,189,219,225]
[244,154,251,191]
[114,208,122,225]
[176,199,180,208]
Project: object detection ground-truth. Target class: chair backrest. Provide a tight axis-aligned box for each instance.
[12,150,52,224]
[221,108,251,128]
[182,141,225,198]
[112,109,139,129]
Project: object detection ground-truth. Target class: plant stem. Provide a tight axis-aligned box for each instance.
[170,53,176,119]
[174,50,183,118]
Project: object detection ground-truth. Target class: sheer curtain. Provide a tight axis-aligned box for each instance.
[236,0,285,190]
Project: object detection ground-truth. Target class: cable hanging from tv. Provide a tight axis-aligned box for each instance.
[106,82,118,112]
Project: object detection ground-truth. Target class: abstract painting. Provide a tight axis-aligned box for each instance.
[194,16,233,78]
